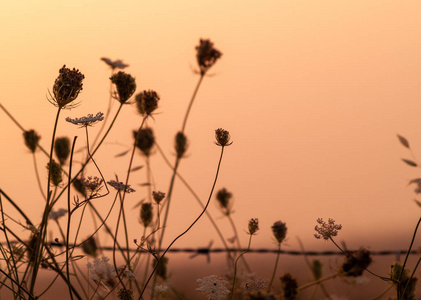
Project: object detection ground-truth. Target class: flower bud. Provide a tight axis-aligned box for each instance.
[23,129,41,153]
[196,39,222,75]
[271,221,287,244]
[135,90,159,116]
[133,128,155,156]
[248,218,259,235]
[175,132,188,158]
[215,128,232,146]
[110,71,136,103]
[140,203,153,227]
[216,188,233,216]
[54,137,70,165]
[152,191,165,204]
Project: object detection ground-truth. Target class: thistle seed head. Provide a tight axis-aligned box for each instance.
[110,71,136,104]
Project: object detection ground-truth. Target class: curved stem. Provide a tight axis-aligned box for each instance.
[180,74,204,133]
[267,243,281,292]
[140,146,226,299]
[229,234,252,299]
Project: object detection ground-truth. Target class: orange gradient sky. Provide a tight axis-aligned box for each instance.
[1,0,421,263]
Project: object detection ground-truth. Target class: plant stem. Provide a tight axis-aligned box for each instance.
[267,243,281,292]
[229,234,252,299]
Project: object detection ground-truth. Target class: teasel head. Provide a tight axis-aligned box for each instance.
[47,160,63,186]
[23,129,41,153]
[82,236,98,258]
[133,128,155,156]
[140,203,153,227]
[54,137,70,165]
[110,71,136,104]
[175,131,188,158]
[215,128,233,147]
[49,65,84,109]
[216,188,233,216]
[196,39,222,75]
[272,221,287,244]
[135,90,160,116]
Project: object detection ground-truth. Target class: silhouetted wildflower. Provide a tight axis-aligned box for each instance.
[196,39,222,75]
[314,218,342,240]
[135,90,160,116]
[175,132,188,158]
[134,128,155,156]
[216,188,233,216]
[54,137,70,165]
[215,128,232,147]
[49,65,84,109]
[66,112,104,127]
[23,129,40,153]
[271,221,287,244]
[110,71,136,104]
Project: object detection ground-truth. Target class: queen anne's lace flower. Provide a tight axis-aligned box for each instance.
[66,112,104,127]
[48,208,67,220]
[196,275,230,300]
[87,257,116,289]
[314,218,342,240]
[107,180,135,193]
[101,57,129,69]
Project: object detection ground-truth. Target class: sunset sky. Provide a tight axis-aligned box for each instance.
[1,1,421,296]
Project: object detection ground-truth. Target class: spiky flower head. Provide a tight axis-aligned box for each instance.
[341,248,372,277]
[196,275,230,300]
[280,273,298,300]
[152,191,165,204]
[271,221,287,244]
[248,218,259,235]
[101,57,129,70]
[215,128,233,147]
[110,71,136,104]
[133,128,155,156]
[66,112,104,127]
[175,132,188,158]
[135,90,160,116]
[196,39,222,75]
[23,129,41,153]
[216,188,233,216]
[54,137,70,165]
[314,218,342,240]
[47,160,63,186]
[50,65,85,109]
[140,203,153,227]
[82,236,98,258]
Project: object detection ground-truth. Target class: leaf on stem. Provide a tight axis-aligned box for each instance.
[402,159,417,167]
[397,134,410,148]
[114,149,130,157]
[131,165,144,172]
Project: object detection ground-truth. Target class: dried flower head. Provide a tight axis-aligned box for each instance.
[134,128,155,156]
[271,221,287,244]
[140,203,153,227]
[216,188,233,216]
[135,90,160,116]
[110,71,136,104]
[23,130,41,153]
[107,180,135,193]
[152,191,166,204]
[66,112,104,127]
[101,57,129,70]
[117,288,134,300]
[82,236,98,257]
[48,208,67,220]
[215,128,233,147]
[153,257,168,280]
[314,218,342,240]
[248,218,259,235]
[196,275,230,300]
[175,132,188,158]
[341,248,372,277]
[83,176,103,197]
[49,65,85,109]
[280,273,298,300]
[47,160,63,186]
[54,137,70,165]
[196,39,222,75]
[73,177,87,198]
[86,256,116,289]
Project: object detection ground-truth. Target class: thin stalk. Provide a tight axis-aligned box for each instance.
[112,116,147,291]
[140,146,226,299]
[297,273,339,291]
[32,154,47,201]
[227,214,251,273]
[180,74,204,133]
[30,107,61,294]
[267,243,281,292]
[229,234,253,299]
[0,268,34,300]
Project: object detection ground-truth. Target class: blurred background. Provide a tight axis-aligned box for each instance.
[1,0,421,298]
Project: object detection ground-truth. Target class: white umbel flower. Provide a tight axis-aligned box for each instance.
[196,275,229,300]
[66,112,104,127]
